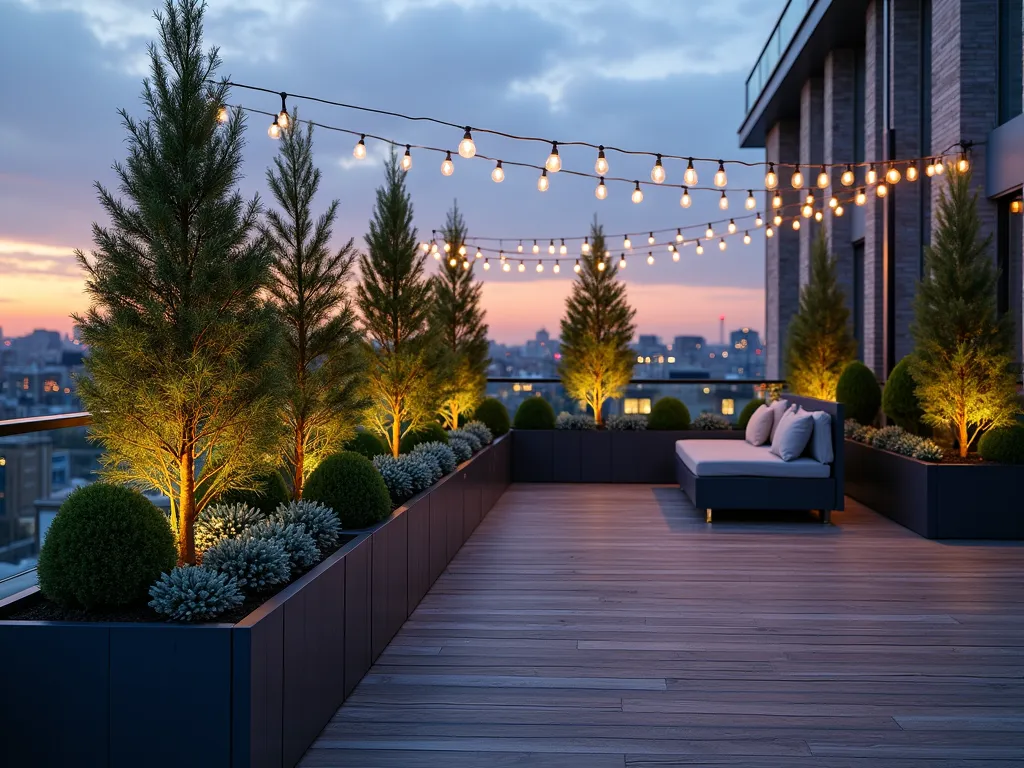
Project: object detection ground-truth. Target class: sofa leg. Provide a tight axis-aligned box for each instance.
[821,509,832,525]
[706,509,712,524]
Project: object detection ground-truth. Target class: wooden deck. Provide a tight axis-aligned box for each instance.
[302,484,1024,767]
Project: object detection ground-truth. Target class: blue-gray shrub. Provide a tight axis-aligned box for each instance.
[412,441,457,475]
[449,428,482,452]
[606,414,648,431]
[148,565,243,622]
[373,454,414,504]
[271,500,342,551]
[245,520,320,571]
[463,421,493,445]
[556,412,597,430]
[692,413,731,431]
[398,453,436,493]
[195,502,263,554]
[201,536,290,592]
[447,435,473,462]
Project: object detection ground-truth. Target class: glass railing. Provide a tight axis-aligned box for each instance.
[745,0,816,113]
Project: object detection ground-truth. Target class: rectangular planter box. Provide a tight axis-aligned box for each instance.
[513,429,744,483]
[845,439,1024,539]
[0,434,511,768]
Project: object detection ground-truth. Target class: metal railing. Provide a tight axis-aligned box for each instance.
[745,0,816,113]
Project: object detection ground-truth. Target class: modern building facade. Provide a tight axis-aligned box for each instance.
[741,0,1024,378]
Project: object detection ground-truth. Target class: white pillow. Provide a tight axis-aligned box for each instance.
[770,408,814,461]
[744,403,773,446]
[799,407,834,464]
[767,399,791,442]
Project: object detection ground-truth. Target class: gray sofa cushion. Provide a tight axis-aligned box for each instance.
[770,407,815,462]
[676,439,831,479]
[799,407,834,464]
[767,399,791,442]
[744,403,773,446]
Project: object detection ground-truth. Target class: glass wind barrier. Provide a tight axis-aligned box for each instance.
[486,378,784,425]
[745,0,815,113]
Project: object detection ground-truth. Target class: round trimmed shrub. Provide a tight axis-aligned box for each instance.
[399,422,449,454]
[38,483,176,609]
[836,361,882,426]
[216,469,290,516]
[647,397,691,430]
[304,451,391,529]
[737,399,766,430]
[883,357,925,434]
[979,425,1024,464]
[344,430,388,460]
[513,397,556,429]
[473,397,510,436]
[148,565,243,622]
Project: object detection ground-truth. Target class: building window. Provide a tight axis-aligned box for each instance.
[997,194,1023,358]
[721,399,735,416]
[853,241,865,361]
[999,0,1024,125]
[624,398,651,415]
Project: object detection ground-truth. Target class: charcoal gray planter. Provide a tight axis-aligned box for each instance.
[844,439,1024,539]
[513,429,743,483]
[0,434,510,768]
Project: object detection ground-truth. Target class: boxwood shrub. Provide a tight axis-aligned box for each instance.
[473,397,510,436]
[882,357,926,434]
[216,469,290,516]
[344,430,388,459]
[836,361,882,426]
[513,397,556,429]
[38,483,176,609]
[304,451,392,528]
[979,425,1024,464]
[647,397,690,430]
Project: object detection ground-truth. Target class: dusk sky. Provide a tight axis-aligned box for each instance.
[0,0,785,344]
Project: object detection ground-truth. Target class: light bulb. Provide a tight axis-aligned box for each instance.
[841,165,855,186]
[631,182,644,204]
[727,219,736,234]
[667,243,676,252]
[483,259,490,271]
[651,155,666,184]
[792,219,801,231]
[684,158,698,186]
[673,250,681,262]
[268,120,281,140]
[595,177,607,200]
[475,248,483,259]
[814,210,823,222]
[746,190,757,210]
[772,192,783,209]
[647,253,655,265]
[676,229,684,243]
[537,169,549,192]
[353,135,367,159]
[766,226,775,238]
[421,242,430,253]
[458,128,476,159]
[574,260,581,273]
[802,203,813,218]
[462,260,470,270]
[532,240,539,254]
[696,241,704,255]
[817,166,829,189]
[458,244,467,256]
[401,146,413,172]
[876,182,888,198]
[765,162,778,190]
[805,192,815,205]
[503,262,511,272]
[719,239,727,252]
[582,238,590,254]
[755,213,764,227]
[866,165,877,184]
[518,261,526,272]
[277,110,290,131]
[714,161,728,188]
[623,236,632,250]
[619,255,627,269]
[855,188,867,206]
[886,164,901,184]
[217,105,229,124]
[491,161,505,183]
[829,195,839,208]
[597,260,606,272]
[517,241,524,253]
[449,256,457,267]
[444,241,451,253]
[706,225,714,239]
[957,155,969,173]
[934,159,945,175]
[773,214,783,226]
[906,164,918,181]
[648,232,655,245]
[553,261,560,274]
[536,262,544,273]
[743,232,751,245]
[719,192,729,210]
[441,151,454,176]
[595,146,609,175]
[680,188,692,208]
[925,160,936,177]
[500,250,506,262]
[835,205,845,217]
[791,165,804,189]
[545,142,561,173]
[431,242,439,254]
[548,240,555,255]
[560,239,567,255]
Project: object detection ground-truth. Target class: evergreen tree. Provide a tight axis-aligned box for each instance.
[73,0,282,565]
[358,149,440,456]
[433,201,490,429]
[558,218,636,425]
[910,168,1018,456]
[785,228,858,400]
[263,113,366,498]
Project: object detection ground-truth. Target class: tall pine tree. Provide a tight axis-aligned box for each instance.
[784,228,857,400]
[263,113,366,498]
[559,218,636,425]
[910,167,1018,456]
[358,149,440,456]
[433,201,489,429]
[73,0,282,565]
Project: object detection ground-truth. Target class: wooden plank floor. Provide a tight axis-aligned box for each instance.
[302,485,1024,767]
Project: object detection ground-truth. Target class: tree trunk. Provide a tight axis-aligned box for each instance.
[178,444,197,565]
[958,418,969,458]
[594,385,603,426]
[293,424,305,500]
[391,412,401,458]
[451,403,459,430]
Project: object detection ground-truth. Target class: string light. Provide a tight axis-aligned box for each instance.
[772,191,783,209]
[743,231,751,245]
[560,239,568,255]
[554,260,561,273]
[532,240,539,254]
[719,191,729,210]
[676,228,684,242]
[536,261,544,272]
[276,93,290,131]
[595,146,609,175]
[217,105,230,124]
[714,161,728,188]
[673,249,680,262]
[500,249,506,262]
[792,219,801,231]
[906,163,918,181]
[828,195,839,208]
[957,153,970,172]
[517,240,524,253]
[684,158,698,186]
[728,219,737,234]
[651,154,666,184]
[680,188,692,208]
[619,254,627,269]
[548,239,555,255]
[817,166,829,189]
[856,188,867,206]
[648,232,656,245]
[765,225,774,238]
[475,248,483,259]
[458,128,476,159]
[773,214,783,226]
[441,151,454,176]
[706,224,715,239]
[595,177,607,199]
[518,260,526,272]
[623,236,632,250]
[353,134,367,159]
[491,160,504,183]
[841,165,855,186]
[719,238,727,251]
[696,240,704,255]
[814,210,823,222]
[934,159,945,175]
[802,202,813,218]
[597,259,606,271]
[755,212,764,227]
[503,261,511,272]
[866,164,877,184]
[876,182,888,198]
[462,259,470,270]
[483,259,490,270]
[582,238,590,254]
[444,241,451,252]
[765,162,778,190]
[458,244,467,256]
[537,169,549,192]
[791,165,804,189]
[886,164,901,184]
[449,255,458,267]
[402,145,413,171]
[545,142,561,173]
[834,205,845,217]
[631,182,644,204]
[667,243,676,252]
[925,159,936,177]
[647,252,655,265]
[574,259,582,273]
[745,190,757,210]
[268,118,282,140]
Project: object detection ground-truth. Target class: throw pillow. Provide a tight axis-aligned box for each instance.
[744,404,773,446]
[799,407,834,464]
[767,399,791,442]
[770,408,814,462]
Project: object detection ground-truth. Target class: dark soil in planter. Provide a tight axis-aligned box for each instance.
[6,534,357,624]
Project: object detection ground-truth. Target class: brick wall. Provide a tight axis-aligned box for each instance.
[823,50,857,320]
[799,77,825,287]
[863,0,886,375]
[765,121,802,380]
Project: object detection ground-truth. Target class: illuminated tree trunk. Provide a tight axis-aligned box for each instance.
[178,443,197,565]
[391,411,401,458]
[293,423,305,499]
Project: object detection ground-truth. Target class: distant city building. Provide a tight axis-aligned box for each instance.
[0,434,52,552]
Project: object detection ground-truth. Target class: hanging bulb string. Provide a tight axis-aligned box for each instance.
[224,81,972,171]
